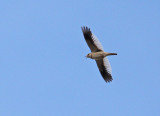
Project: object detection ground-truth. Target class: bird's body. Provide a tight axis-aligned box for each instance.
[87,52,117,60]
[81,26,117,83]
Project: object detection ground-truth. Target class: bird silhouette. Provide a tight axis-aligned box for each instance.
[81,26,117,83]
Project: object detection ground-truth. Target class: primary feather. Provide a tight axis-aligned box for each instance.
[81,26,104,52]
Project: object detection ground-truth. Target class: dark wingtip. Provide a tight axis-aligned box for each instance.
[104,77,113,83]
[81,26,90,33]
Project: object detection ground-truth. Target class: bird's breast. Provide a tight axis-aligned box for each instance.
[91,52,106,60]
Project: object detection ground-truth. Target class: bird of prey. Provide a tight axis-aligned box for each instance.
[81,26,117,83]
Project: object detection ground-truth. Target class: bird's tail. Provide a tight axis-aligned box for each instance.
[109,53,117,55]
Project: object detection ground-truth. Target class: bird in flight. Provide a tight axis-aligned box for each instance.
[81,26,117,83]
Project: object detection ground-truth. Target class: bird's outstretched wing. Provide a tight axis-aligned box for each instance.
[96,58,113,83]
[81,26,104,52]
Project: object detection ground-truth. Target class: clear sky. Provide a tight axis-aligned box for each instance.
[0,0,160,116]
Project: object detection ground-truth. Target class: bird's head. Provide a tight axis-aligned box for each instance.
[86,53,92,58]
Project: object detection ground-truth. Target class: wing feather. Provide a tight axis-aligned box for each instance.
[96,58,113,83]
[81,26,104,52]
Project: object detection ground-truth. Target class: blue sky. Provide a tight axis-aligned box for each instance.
[0,0,160,116]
